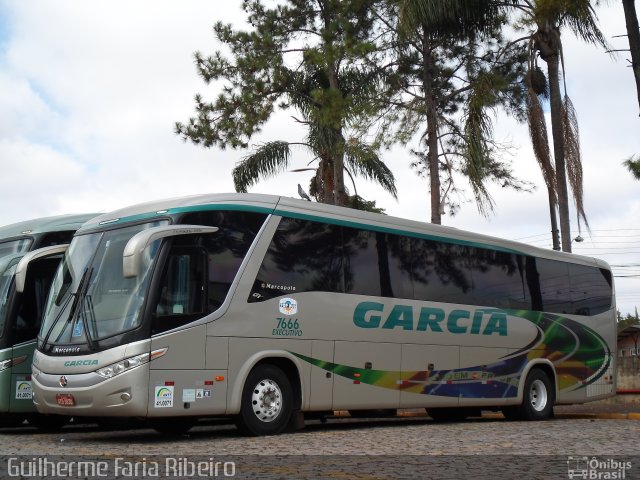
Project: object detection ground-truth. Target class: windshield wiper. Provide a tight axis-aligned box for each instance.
[81,293,98,351]
[42,266,93,348]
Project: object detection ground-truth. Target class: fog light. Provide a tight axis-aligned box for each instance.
[120,392,131,402]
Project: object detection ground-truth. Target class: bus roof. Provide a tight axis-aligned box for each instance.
[78,192,609,270]
[0,213,100,242]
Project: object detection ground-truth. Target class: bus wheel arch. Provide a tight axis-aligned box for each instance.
[503,363,556,421]
[235,361,298,436]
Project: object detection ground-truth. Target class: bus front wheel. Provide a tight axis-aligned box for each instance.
[502,368,555,421]
[236,364,293,436]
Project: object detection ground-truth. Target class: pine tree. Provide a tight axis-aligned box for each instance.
[176,0,396,206]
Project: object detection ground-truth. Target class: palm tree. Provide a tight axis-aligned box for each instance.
[232,62,398,204]
[232,119,397,204]
[401,0,609,252]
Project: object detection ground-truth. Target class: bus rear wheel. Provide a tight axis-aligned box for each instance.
[236,364,293,436]
[502,368,554,421]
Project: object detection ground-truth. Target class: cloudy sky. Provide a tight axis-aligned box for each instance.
[1,1,639,314]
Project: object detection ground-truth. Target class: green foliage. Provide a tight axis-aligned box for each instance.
[347,195,386,214]
[377,1,531,220]
[617,310,640,333]
[623,155,640,180]
[176,0,396,206]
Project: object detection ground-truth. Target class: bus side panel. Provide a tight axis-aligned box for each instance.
[149,325,207,370]
[9,342,36,413]
[332,341,400,410]
[147,369,227,417]
[399,343,459,408]
[149,324,225,416]
[458,346,511,407]
[309,340,333,411]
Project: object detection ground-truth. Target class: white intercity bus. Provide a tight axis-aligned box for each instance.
[0,214,97,428]
[30,194,615,435]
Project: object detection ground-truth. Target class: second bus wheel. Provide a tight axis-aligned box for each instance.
[236,364,293,436]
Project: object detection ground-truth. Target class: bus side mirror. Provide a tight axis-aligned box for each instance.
[122,225,219,278]
[15,244,70,293]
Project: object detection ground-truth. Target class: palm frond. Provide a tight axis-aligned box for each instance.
[344,141,398,198]
[559,1,610,49]
[462,73,497,217]
[232,141,291,192]
[526,84,557,205]
[397,0,512,38]
[562,95,589,232]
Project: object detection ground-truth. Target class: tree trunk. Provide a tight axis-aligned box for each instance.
[623,0,640,116]
[548,187,560,251]
[537,27,572,252]
[422,31,441,224]
[332,131,349,206]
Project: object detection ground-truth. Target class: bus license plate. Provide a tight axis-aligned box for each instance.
[55,393,75,406]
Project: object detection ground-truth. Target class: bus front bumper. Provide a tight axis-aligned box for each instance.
[31,363,149,417]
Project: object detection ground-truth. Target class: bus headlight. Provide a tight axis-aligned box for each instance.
[95,353,150,379]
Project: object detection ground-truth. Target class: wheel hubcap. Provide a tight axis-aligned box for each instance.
[529,379,548,412]
[251,378,282,423]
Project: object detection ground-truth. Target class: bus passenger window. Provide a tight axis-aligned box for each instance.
[469,250,528,310]
[342,228,412,299]
[569,264,612,316]
[535,258,572,314]
[412,239,472,305]
[249,217,344,302]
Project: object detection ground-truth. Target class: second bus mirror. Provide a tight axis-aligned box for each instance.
[15,244,70,293]
[122,225,219,278]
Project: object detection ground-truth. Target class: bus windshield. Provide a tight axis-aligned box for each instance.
[41,221,167,347]
[0,238,32,259]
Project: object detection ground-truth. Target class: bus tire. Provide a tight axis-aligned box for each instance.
[503,369,555,421]
[236,364,293,436]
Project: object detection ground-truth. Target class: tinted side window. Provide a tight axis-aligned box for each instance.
[536,258,572,314]
[469,250,529,309]
[569,264,612,316]
[250,217,343,302]
[412,239,472,305]
[182,210,267,309]
[343,229,413,299]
